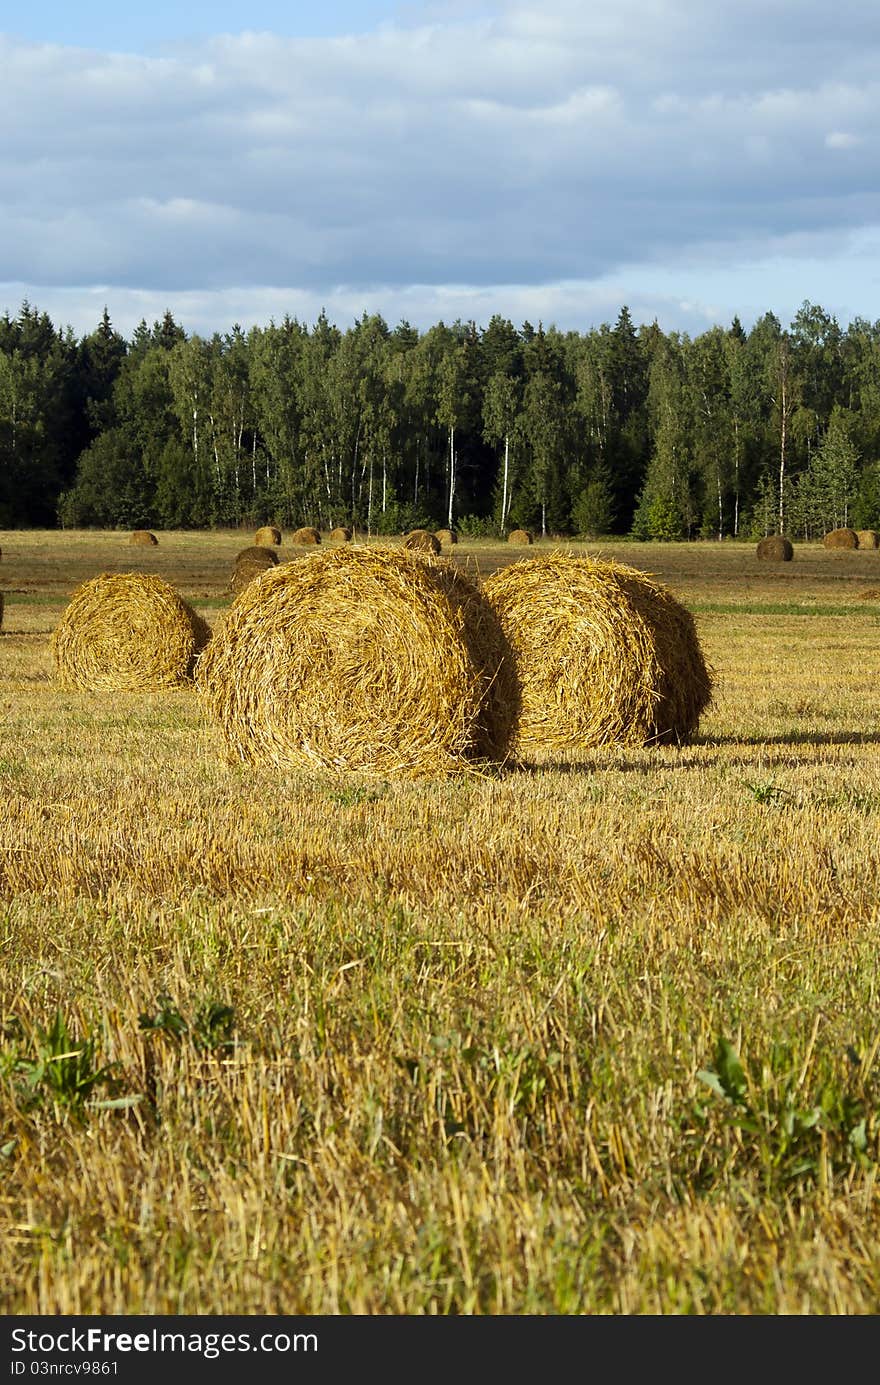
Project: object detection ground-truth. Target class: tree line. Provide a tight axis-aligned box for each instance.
[2,297,879,541]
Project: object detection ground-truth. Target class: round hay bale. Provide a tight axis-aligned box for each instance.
[508,529,533,546]
[230,545,280,597]
[235,545,280,567]
[435,528,458,546]
[856,530,879,549]
[823,527,859,549]
[291,526,322,545]
[482,553,714,753]
[329,526,352,545]
[51,572,211,691]
[404,529,441,554]
[195,546,516,777]
[756,535,794,561]
[254,525,282,547]
[129,530,158,546]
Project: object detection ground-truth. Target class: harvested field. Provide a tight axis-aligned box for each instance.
[2,528,880,1317]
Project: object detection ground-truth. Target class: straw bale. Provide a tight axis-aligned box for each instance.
[292,526,322,545]
[129,530,158,546]
[404,529,441,554]
[435,528,458,546]
[254,525,282,546]
[856,530,879,549]
[195,545,516,777]
[230,545,280,597]
[756,535,794,561]
[823,527,858,549]
[236,545,279,567]
[51,572,211,691]
[508,529,533,545]
[482,553,714,752]
[329,527,352,544]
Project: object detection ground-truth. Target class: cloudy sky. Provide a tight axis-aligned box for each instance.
[2,0,879,341]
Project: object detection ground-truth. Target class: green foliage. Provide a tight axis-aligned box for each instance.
[9,293,880,543]
[138,994,236,1054]
[695,1034,875,1190]
[1,1011,121,1115]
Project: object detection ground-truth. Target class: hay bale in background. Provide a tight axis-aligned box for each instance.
[756,535,794,561]
[254,525,282,546]
[856,530,879,549]
[482,553,714,753]
[51,572,210,691]
[404,529,441,554]
[435,528,458,546]
[508,529,533,546]
[129,530,158,546]
[329,527,352,544]
[195,545,515,777]
[230,545,280,597]
[291,526,321,545]
[824,528,859,549]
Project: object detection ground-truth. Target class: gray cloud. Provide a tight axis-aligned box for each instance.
[1,1,879,334]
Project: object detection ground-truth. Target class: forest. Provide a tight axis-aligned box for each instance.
[1,297,879,542]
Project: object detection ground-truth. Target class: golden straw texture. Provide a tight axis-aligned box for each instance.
[507,529,533,545]
[435,528,458,546]
[482,553,714,753]
[195,545,515,777]
[856,530,879,549]
[51,572,211,691]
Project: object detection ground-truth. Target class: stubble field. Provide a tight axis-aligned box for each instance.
[1,528,879,1314]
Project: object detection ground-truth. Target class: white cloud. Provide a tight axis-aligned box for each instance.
[2,2,880,336]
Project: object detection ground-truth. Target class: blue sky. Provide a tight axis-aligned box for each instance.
[2,0,879,341]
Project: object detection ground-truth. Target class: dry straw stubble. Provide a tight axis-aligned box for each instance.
[195,545,515,777]
[51,572,211,691]
[482,553,714,753]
